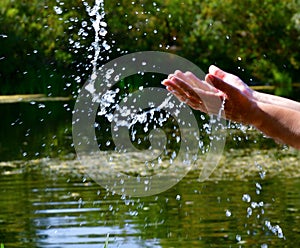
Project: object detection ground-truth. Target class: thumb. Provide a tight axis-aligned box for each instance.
[209,65,227,79]
[205,74,237,96]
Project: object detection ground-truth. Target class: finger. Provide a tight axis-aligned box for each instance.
[205,74,237,97]
[167,76,204,101]
[209,65,244,86]
[165,84,204,110]
[208,65,227,80]
[172,90,207,112]
[172,70,205,89]
[184,71,218,92]
[166,86,188,102]
[167,74,174,79]
[183,71,203,88]
[164,78,203,104]
[163,78,192,101]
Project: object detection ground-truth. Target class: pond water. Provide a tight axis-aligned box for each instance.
[0,101,300,247]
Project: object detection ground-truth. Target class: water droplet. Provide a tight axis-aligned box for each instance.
[99,28,107,36]
[236,234,242,242]
[247,207,252,217]
[225,209,232,217]
[242,194,251,203]
[38,103,46,109]
[81,21,88,27]
[54,6,63,15]
[100,21,107,27]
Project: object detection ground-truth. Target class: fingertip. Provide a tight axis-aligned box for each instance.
[168,74,174,79]
[184,71,194,77]
[166,86,173,92]
[209,65,226,79]
[208,65,218,73]
[174,70,184,78]
[162,78,174,87]
[205,74,214,84]
[205,74,225,89]
[161,79,167,86]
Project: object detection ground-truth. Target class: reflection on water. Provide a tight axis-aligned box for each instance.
[0,101,300,247]
[0,164,300,247]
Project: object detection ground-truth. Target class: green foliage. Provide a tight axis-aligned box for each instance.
[105,0,300,97]
[0,0,91,95]
[273,69,293,97]
[1,0,300,96]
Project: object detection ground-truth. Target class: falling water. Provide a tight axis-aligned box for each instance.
[231,162,286,246]
[81,0,109,95]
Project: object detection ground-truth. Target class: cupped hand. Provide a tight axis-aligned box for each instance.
[162,70,225,116]
[162,69,257,124]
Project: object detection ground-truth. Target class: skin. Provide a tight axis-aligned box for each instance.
[162,65,300,150]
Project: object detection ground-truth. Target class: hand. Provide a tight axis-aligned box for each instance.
[162,70,225,115]
[208,65,254,99]
[205,73,257,124]
[162,68,257,124]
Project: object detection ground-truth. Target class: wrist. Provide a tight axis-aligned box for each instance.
[246,100,264,127]
[251,90,261,102]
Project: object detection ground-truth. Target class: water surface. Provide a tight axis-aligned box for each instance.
[0,101,300,247]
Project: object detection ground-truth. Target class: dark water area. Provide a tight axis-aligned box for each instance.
[0,101,74,162]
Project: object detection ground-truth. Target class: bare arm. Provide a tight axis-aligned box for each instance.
[252,101,300,149]
[253,91,300,112]
[209,65,300,111]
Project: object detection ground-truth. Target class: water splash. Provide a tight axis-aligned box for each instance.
[217,96,226,120]
[83,0,108,95]
[72,1,226,196]
[240,163,285,241]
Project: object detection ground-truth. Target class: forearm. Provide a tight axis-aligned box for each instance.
[251,101,300,149]
[253,91,300,112]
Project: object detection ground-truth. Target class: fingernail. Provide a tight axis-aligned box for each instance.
[205,74,212,83]
[166,86,174,92]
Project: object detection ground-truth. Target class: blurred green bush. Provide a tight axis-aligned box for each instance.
[0,0,300,97]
